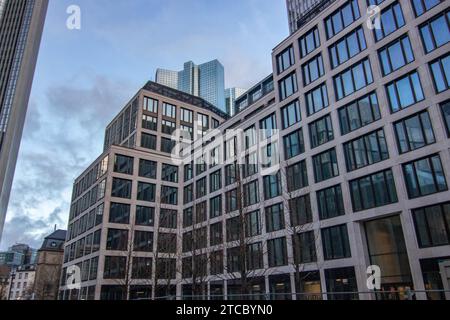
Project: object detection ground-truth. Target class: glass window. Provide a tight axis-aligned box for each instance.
[317,185,345,220]
[344,129,389,172]
[161,164,178,183]
[293,231,317,264]
[226,217,241,242]
[109,203,130,224]
[279,72,298,100]
[313,148,339,183]
[286,160,308,192]
[243,152,258,178]
[350,169,398,212]
[299,26,321,58]
[183,207,193,228]
[114,155,134,175]
[334,58,373,101]
[263,173,281,200]
[210,195,222,218]
[143,96,158,113]
[184,162,193,182]
[386,71,424,112]
[161,120,176,135]
[160,186,177,205]
[244,125,257,149]
[134,231,153,252]
[137,182,155,202]
[283,129,305,159]
[111,178,132,199]
[289,194,312,226]
[441,101,450,137]
[338,92,380,135]
[329,26,366,69]
[268,237,288,267]
[104,256,126,279]
[162,102,176,119]
[142,115,157,131]
[413,202,450,247]
[225,163,237,185]
[309,114,334,149]
[281,100,301,129]
[225,189,238,213]
[183,184,193,204]
[135,206,154,226]
[419,10,450,53]
[246,210,261,237]
[210,170,222,193]
[277,45,295,74]
[378,35,414,76]
[412,0,442,17]
[244,180,259,207]
[141,133,156,150]
[403,154,448,199]
[181,108,193,123]
[260,113,277,140]
[138,159,157,179]
[302,54,325,86]
[394,110,435,154]
[210,222,223,246]
[325,0,361,39]
[374,2,405,42]
[196,177,207,198]
[160,137,176,154]
[430,53,450,93]
[132,257,152,279]
[306,83,329,116]
[106,228,128,251]
[322,224,351,260]
[159,209,177,229]
[325,267,358,300]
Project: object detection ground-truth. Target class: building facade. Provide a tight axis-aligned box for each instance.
[156,60,226,112]
[0,0,48,243]
[60,0,450,300]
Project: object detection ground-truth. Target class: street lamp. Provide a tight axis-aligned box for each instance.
[7,273,15,300]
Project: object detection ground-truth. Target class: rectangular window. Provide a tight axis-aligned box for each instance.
[161,137,176,154]
[244,125,257,149]
[265,203,285,232]
[106,228,128,251]
[412,0,442,17]
[299,26,320,58]
[141,133,156,150]
[210,195,222,218]
[195,201,207,225]
[183,184,193,204]
[441,101,450,137]
[137,182,155,202]
[184,163,193,182]
[386,71,424,112]
[287,160,308,192]
[210,222,223,246]
[325,0,360,39]
[284,129,305,159]
[281,100,301,129]
[289,194,312,226]
[104,256,126,279]
[109,203,130,224]
[277,45,295,74]
[161,186,178,205]
[279,72,298,100]
[225,189,238,213]
[260,113,277,140]
[196,156,206,175]
[317,185,345,220]
[196,177,207,198]
[139,159,156,179]
[135,206,154,226]
[413,202,450,248]
[374,2,405,42]
[306,83,329,116]
[144,97,158,113]
[132,257,152,279]
[134,231,153,252]
[322,224,351,260]
[225,163,237,186]
[329,26,366,69]
[111,178,132,199]
[263,173,281,200]
[244,180,259,207]
[261,142,279,169]
[114,155,134,175]
[350,169,398,212]
[243,152,258,178]
[161,120,176,135]
[403,154,448,199]
[161,164,178,183]
[338,92,381,135]
[268,237,288,267]
[142,115,157,131]
[334,58,373,101]
[226,217,241,242]
[183,207,193,228]
[302,54,324,86]
[309,114,334,149]
[210,170,222,193]
[162,102,176,119]
[394,110,435,154]
[430,53,450,93]
[313,148,339,183]
[293,231,317,264]
[420,10,450,53]
[378,35,414,76]
[343,129,389,172]
[247,242,263,270]
[246,210,261,237]
[181,108,193,123]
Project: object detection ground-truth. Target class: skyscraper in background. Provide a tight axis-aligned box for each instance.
[224,87,246,116]
[155,59,226,112]
[286,0,323,34]
[0,0,48,243]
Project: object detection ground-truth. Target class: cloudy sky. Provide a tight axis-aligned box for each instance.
[0,0,288,249]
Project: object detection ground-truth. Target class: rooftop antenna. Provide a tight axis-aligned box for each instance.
[54,224,57,231]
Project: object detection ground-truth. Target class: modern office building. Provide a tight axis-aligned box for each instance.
[286,0,323,34]
[60,0,450,300]
[155,60,226,112]
[224,88,246,117]
[0,0,49,243]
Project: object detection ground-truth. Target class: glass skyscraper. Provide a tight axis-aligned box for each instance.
[0,0,49,243]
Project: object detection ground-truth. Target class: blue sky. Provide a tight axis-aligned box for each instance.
[0,0,288,249]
